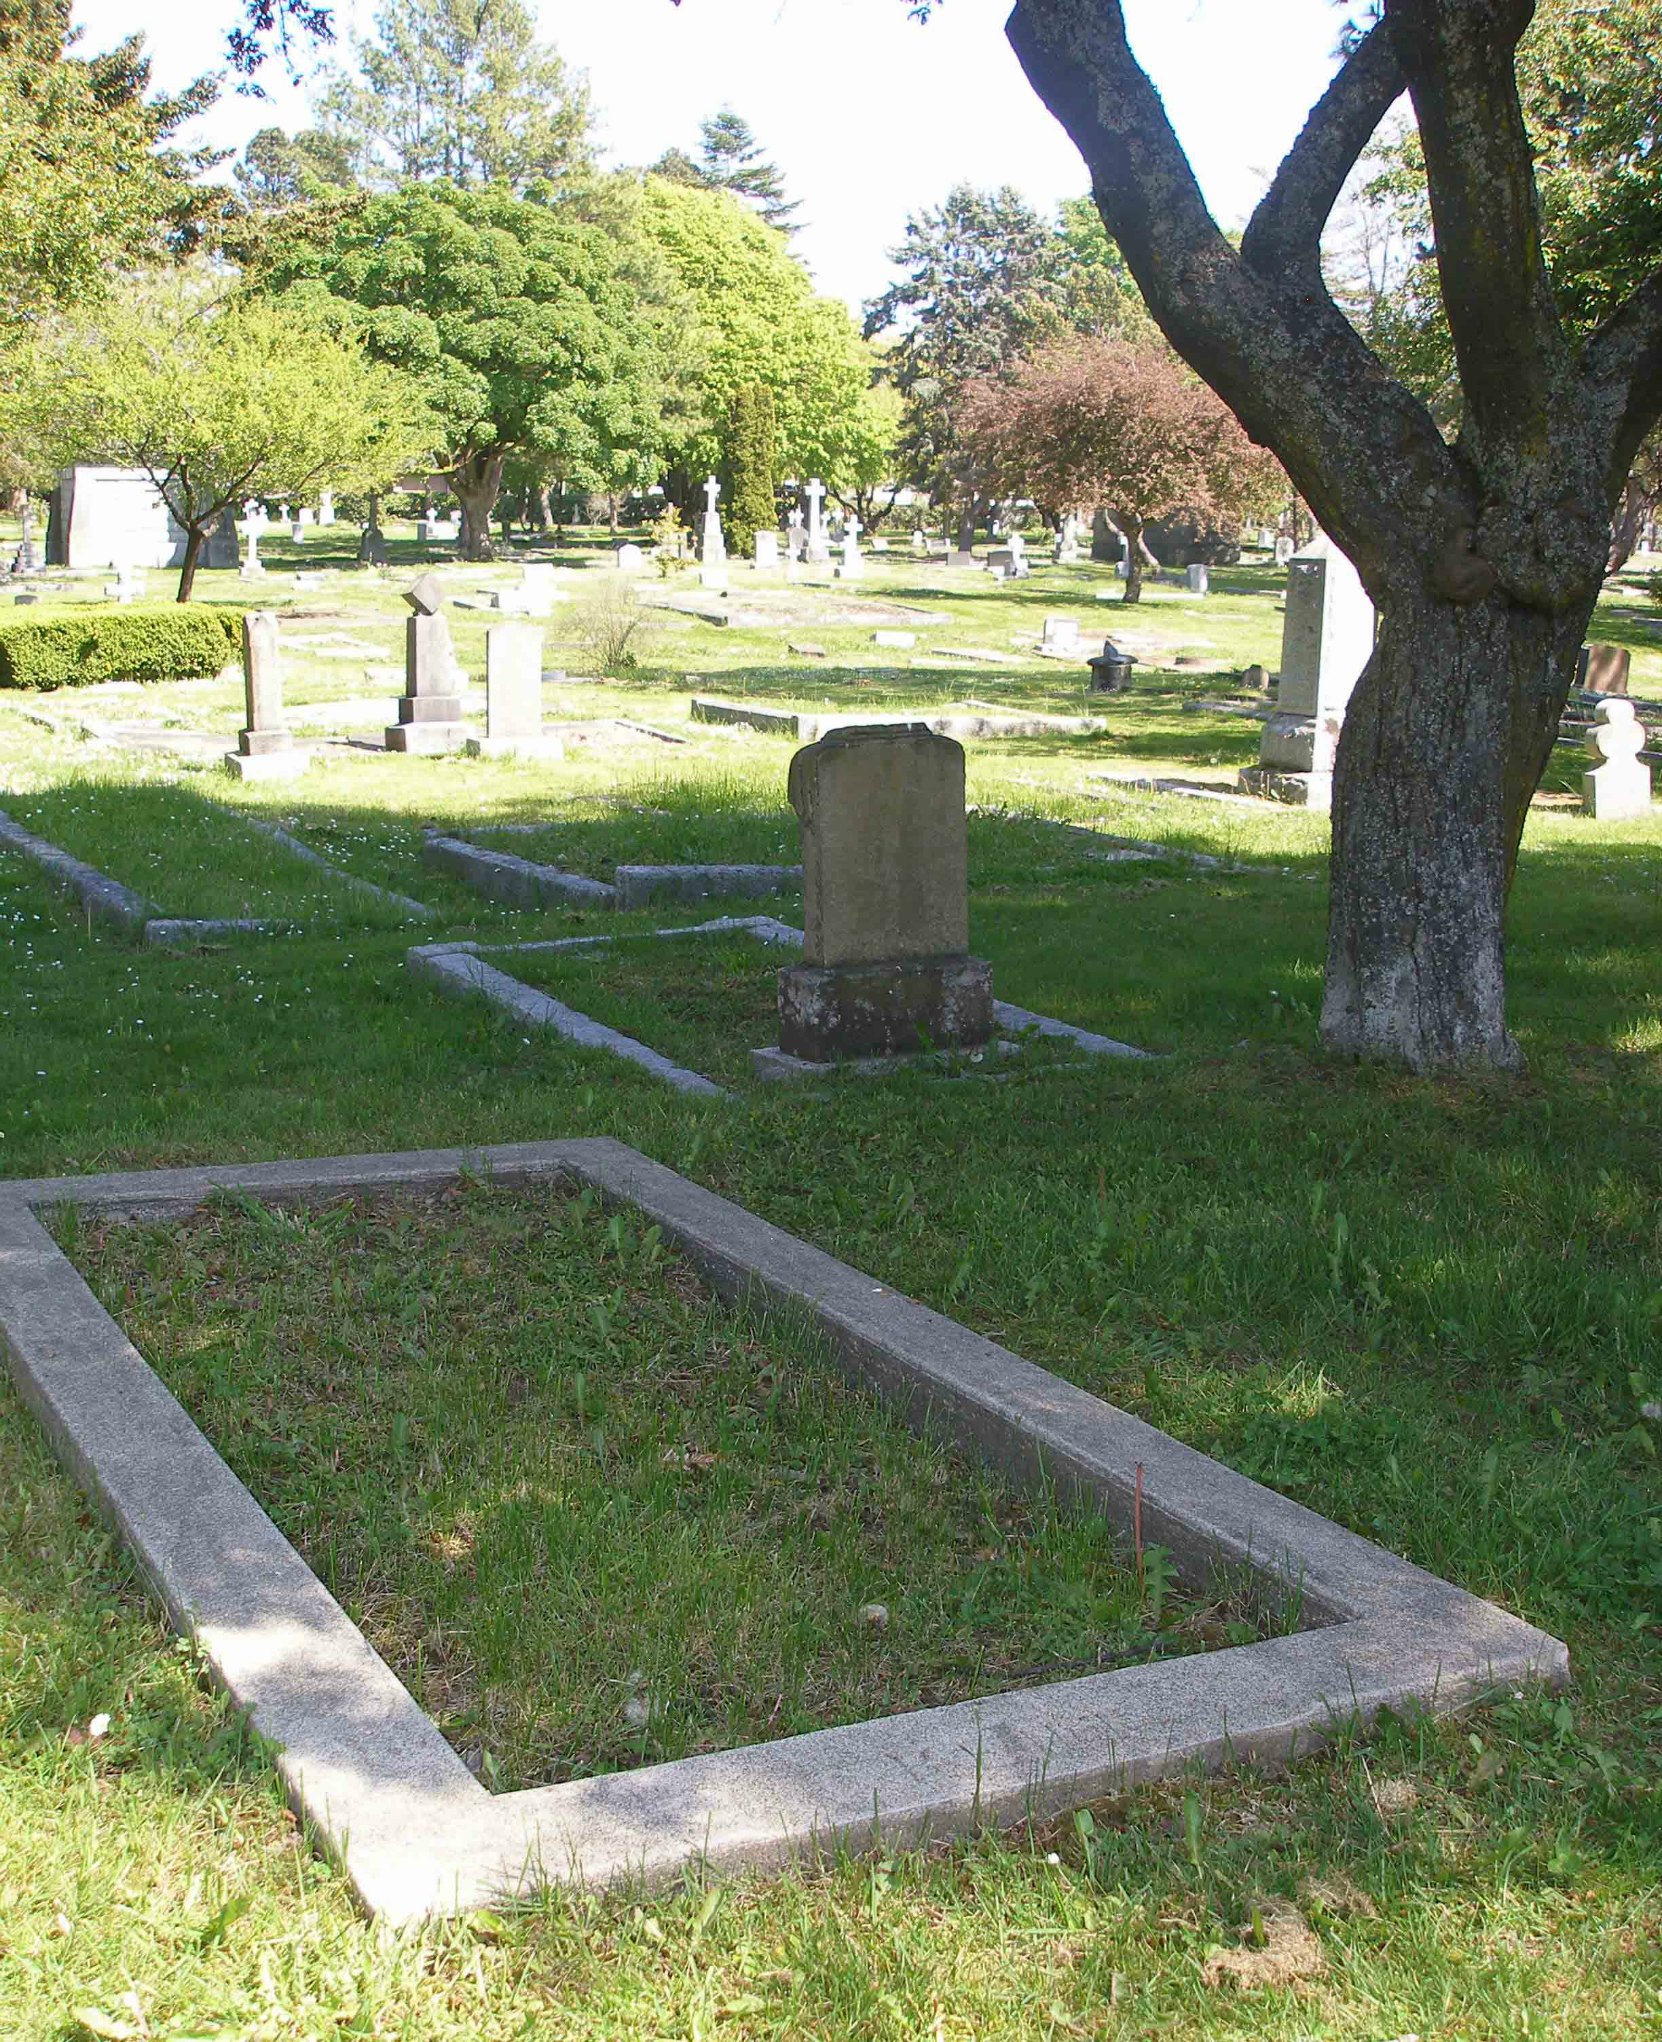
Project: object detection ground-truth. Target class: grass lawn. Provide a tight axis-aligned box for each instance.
[69,1182,1254,1793]
[0,536,1659,2039]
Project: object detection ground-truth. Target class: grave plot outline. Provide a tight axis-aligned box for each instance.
[407,915,1154,1095]
[0,1139,1565,1924]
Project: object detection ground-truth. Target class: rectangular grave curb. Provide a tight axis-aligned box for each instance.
[407,917,1152,1090]
[0,1139,1567,1923]
[689,697,1106,743]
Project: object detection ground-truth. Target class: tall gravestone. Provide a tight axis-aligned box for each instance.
[763,725,994,1070]
[224,613,307,781]
[466,623,562,759]
[699,477,728,591]
[385,573,467,753]
[1238,535,1375,810]
[804,478,831,564]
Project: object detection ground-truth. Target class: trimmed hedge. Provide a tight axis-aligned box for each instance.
[0,607,243,691]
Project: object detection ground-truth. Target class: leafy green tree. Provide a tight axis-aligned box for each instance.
[255,181,670,558]
[828,380,904,531]
[641,176,874,500]
[315,0,592,192]
[651,110,799,234]
[724,383,778,551]
[0,3,216,337]
[865,185,1110,543]
[234,125,357,209]
[25,276,429,599]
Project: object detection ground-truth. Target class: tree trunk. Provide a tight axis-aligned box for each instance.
[1122,516,1146,603]
[955,500,980,553]
[452,455,505,562]
[1322,588,1594,1071]
[175,525,206,603]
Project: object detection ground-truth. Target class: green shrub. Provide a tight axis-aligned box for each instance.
[0,607,243,691]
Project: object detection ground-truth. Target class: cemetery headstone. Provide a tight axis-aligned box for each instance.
[291,518,308,543]
[772,725,994,1064]
[1055,513,1083,565]
[754,529,781,570]
[911,529,928,555]
[1239,534,1375,809]
[1007,531,1030,578]
[616,542,647,572]
[1041,615,1082,656]
[836,513,864,581]
[204,509,240,570]
[466,623,562,759]
[318,490,336,525]
[1186,562,1210,594]
[787,516,808,563]
[17,499,45,572]
[225,612,308,781]
[1582,698,1652,819]
[699,477,728,590]
[1577,644,1631,695]
[1274,534,1295,566]
[1091,510,1119,564]
[805,478,831,564]
[385,573,468,753]
[357,519,389,567]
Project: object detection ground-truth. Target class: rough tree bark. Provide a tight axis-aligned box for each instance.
[1008,0,1662,1071]
[450,452,505,562]
[174,525,206,604]
[1113,510,1147,603]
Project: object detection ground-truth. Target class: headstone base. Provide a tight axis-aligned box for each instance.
[1236,766,1334,810]
[223,748,311,782]
[777,954,994,1063]
[1582,764,1652,819]
[236,727,293,758]
[384,722,467,755]
[462,735,566,761]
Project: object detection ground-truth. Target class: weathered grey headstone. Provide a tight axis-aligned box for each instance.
[787,517,808,563]
[1577,644,1632,695]
[1239,535,1375,810]
[204,509,240,570]
[773,724,993,1062]
[1274,534,1295,566]
[357,521,389,567]
[225,612,308,781]
[1582,699,1652,819]
[385,577,467,753]
[1186,562,1210,594]
[464,622,562,760]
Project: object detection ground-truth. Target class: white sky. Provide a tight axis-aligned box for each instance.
[74,0,1349,313]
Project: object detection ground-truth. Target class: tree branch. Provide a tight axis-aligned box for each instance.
[1386,0,1568,457]
[1582,269,1662,496]
[1241,19,1405,285]
[1006,0,1467,584]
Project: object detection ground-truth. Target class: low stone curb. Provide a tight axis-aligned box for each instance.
[423,832,620,908]
[230,813,436,921]
[691,696,1106,744]
[0,1139,1568,1924]
[408,915,1153,1087]
[0,805,158,936]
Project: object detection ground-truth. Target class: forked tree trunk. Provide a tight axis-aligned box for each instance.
[1121,515,1146,603]
[175,526,205,603]
[1323,588,1595,1068]
[452,454,506,562]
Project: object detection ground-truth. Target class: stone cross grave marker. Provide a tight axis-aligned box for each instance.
[385,574,467,753]
[1239,535,1374,810]
[805,478,830,563]
[224,612,307,781]
[773,725,994,1063]
[837,513,864,581]
[1582,698,1652,819]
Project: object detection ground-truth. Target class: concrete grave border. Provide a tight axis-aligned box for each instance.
[422,829,802,912]
[0,1139,1567,1925]
[0,804,432,945]
[690,695,1105,743]
[407,915,1152,1097]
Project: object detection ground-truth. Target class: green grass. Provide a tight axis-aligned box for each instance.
[69,1182,1252,1793]
[1,539,1659,2037]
